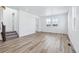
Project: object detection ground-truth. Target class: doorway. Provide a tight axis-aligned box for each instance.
[3,7,18,32]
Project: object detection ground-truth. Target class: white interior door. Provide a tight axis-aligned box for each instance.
[75,7,79,32]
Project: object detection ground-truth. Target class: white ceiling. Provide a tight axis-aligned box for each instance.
[8,6,70,16]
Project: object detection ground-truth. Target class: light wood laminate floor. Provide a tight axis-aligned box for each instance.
[0,32,73,53]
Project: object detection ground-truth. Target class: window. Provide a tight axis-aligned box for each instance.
[46,17,51,26]
[46,16,58,26]
[52,17,58,26]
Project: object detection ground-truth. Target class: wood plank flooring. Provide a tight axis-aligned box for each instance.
[0,32,74,53]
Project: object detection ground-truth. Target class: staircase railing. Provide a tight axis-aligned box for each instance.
[1,22,6,42]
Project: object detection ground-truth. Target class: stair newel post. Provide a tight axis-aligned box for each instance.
[1,22,6,42]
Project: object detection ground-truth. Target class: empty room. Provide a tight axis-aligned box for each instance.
[0,6,79,53]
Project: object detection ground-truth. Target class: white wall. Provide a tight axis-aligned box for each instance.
[0,7,3,40]
[3,7,18,33]
[37,13,68,34]
[68,7,79,52]
[2,7,37,37]
[36,17,42,32]
[19,10,36,37]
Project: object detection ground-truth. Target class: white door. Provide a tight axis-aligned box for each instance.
[75,7,79,32]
